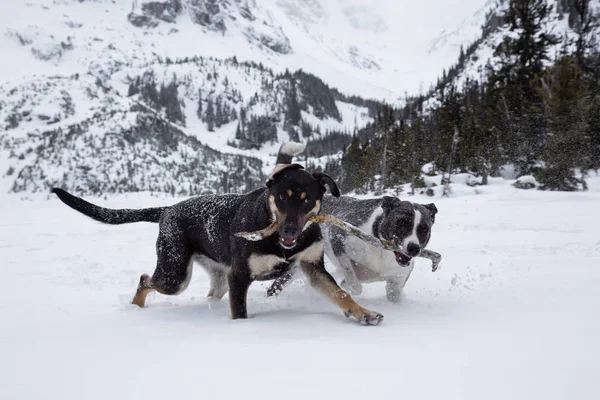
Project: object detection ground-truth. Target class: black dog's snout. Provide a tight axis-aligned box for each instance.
[282,222,299,238]
[407,243,421,257]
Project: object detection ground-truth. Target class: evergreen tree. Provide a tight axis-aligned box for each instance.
[128,77,141,96]
[537,56,590,190]
[235,121,243,140]
[341,136,366,191]
[488,0,560,174]
[571,0,599,70]
[378,105,395,188]
[285,79,301,126]
[205,97,215,132]
[301,121,312,138]
[196,88,202,120]
[160,80,185,126]
[433,84,462,172]
[140,75,160,109]
[215,96,223,127]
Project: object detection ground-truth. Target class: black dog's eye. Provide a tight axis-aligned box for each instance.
[304,197,310,204]
[279,194,286,202]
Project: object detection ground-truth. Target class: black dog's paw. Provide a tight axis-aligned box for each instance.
[266,286,281,297]
[344,307,383,326]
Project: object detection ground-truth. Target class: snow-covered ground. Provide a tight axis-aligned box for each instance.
[2,175,600,400]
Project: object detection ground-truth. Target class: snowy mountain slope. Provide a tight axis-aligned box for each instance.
[428,0,499,58]
[0,71,265,195]
[2,175,599,400]
[113,57,373,145]
[0,0,503,196]
[0,55,373,195]
[423,0,600,111]
[1,0,491,102]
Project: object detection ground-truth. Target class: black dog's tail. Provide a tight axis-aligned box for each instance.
[275,142,306,164]
[52,188,168,225]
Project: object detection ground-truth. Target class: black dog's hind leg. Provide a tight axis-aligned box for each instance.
[132,230,193,308]
[132,273,155,307]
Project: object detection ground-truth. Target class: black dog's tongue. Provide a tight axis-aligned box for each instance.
[281,237,296,247]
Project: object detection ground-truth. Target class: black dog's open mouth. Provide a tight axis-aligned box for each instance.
[279,236,297,248]
[394,251,412,266]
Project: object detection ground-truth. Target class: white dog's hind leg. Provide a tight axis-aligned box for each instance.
[207,268,229,299]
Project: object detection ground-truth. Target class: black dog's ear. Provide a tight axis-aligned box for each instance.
[313,172,340,197]
[423,203,438,223]
[381,196,402,212]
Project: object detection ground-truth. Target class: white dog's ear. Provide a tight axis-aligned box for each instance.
[381,196,402,212]
[423,203,438,223]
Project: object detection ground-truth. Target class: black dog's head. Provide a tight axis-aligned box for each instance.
[378,196,438,267]
[266,164,340,249]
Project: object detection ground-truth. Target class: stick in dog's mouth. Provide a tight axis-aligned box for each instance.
[237,220,279,242]
[234,215,442,272]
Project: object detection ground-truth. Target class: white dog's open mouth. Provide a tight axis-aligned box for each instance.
[394,251,412,266]
[279,236,297,248]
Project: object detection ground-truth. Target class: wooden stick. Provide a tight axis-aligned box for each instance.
[233,220,278,241]
[234,214,442,272]
[308,214,397,251]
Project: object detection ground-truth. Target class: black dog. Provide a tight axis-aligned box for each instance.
[51,144,383,325]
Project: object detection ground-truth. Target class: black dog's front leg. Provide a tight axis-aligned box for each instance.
[227,267,252,319]
[267,269,295,297]
[300,257,383,325]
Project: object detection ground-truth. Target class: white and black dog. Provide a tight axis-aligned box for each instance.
[268,145,438,302]
[52,143,383,325]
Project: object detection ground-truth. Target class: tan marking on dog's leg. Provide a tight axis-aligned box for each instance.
[300,261,382,324]
[131,274,155,308]
[291,240,324,263]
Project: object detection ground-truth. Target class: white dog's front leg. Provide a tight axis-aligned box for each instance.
[337,254,363,295]
[385,279,403,302]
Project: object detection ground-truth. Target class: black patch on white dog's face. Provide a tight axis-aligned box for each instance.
[378,197,437,266]
[266,165,340,249]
